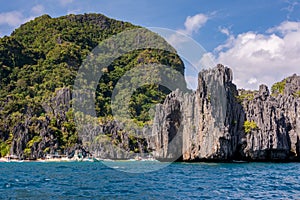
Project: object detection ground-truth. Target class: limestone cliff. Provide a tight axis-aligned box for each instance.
[152,64,300,161]
[8,87,148,159]
[80,120,150,159]
[6,65,300,162]
[9,88,75,159]
[240,76,300,161]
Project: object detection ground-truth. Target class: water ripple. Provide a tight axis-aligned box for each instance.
[0,162,300,199]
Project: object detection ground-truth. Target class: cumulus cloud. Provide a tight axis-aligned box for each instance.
[0,11,24,27]
[215,27,235,52]
[0,5,47,35]
[164,32,215,90]
[267,21,300,35]
[168,13,210,45]
[213,21,300,90]
[183,13,208,35]
[162,13,211,90]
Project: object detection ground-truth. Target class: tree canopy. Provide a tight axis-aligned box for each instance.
[0,13,185,158]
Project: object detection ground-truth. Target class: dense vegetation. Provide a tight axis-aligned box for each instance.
[0,13,184,158]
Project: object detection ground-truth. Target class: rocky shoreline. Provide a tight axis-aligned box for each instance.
[3,65,300,163]
[150,64,300,162]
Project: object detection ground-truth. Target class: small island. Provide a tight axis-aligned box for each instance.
[0,14,299,163]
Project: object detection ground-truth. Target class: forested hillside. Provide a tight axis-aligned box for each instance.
[0,13,184,159]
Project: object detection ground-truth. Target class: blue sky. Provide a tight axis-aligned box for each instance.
[0,0,300,89]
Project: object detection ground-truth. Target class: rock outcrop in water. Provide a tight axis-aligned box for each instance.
[240,76,300,161]
[152,64,300,162]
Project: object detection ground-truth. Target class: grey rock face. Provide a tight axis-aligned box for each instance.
[7,65,300,162]
[152,64,300,161]
[152,64,244,161]
[151,90,185,161]
[241,76,300,161]
[81,120,150,159]
[9,87,149,159]
[10,88,72,159]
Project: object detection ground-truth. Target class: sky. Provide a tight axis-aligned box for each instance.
[0,0,300,90]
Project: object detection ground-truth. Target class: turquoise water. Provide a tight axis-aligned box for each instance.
[0,161,299,199]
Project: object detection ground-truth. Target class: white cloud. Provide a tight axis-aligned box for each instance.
[215,34,235,52]
[283,0,299,18]
[166,13,210,63]
[0,6,47,35]
[168,13,210,46]
[219,27,230,36]
[31,5,45,15]
[183,13,208,35]
[213,21,300,90]
[267,21,300,35]
[0,11,24,27]
[162,13,212,90]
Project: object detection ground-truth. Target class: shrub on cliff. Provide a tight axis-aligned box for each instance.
[243,120,258,134]
[271,79,286,96]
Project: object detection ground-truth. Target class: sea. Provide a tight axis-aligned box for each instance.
[0,161,299,199]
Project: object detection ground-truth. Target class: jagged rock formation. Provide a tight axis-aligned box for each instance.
[80,120,150,159]
[8,87,149,159]
[9,88,74,159]
[241,76,300,161]
[5,65,300,162]
[151,65,244,161]
[152,64,300,161]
